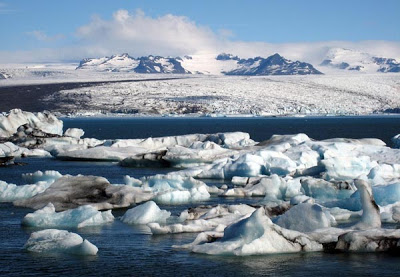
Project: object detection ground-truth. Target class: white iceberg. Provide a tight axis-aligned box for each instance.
[22,203,114,228]
[22,170,63,184]
[191,208,322,255]
[148,204,255,235]
[275,203,336,232]
[0,109,63,138]
[120,201,171,225]
[63,128,84,139]
[142,174,211,204]
[0,180,53,202]
[24,229,98,255]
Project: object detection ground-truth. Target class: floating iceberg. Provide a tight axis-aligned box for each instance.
[24,229,98,255]
[191,208,322,255]
[63,128,84,139]
[22,203,114,228]
[1,171,62,202]
[0,109,63,138]
[141,174,211,204]
[0,181,53,202]
[120,201,170,225]
[14,175,153,211]
[274,203,336,232]
[148,204,255,235]
[22,170,63,184]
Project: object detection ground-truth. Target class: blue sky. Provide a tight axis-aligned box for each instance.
[0,0,399,62]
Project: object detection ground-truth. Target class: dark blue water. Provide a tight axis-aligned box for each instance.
[2,117,400,276]
[63,115,400,146]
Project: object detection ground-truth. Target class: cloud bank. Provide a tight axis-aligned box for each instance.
[1,9,400,63]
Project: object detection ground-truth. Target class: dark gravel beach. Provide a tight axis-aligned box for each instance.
[0,77,183,112]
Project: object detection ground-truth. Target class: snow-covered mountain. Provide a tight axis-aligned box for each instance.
[320,48,400,73]
[77,54,191,74]
[221,53,323,75]
[76,53,322,75]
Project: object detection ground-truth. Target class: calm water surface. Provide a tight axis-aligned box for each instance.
[1,117,400,276]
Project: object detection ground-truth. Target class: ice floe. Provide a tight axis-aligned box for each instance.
[0,170,61,202]
[24,229,98,255]
[0,109,63,138]
[22,203,114,228]
[274,203,336,232]
[14,175,153,211]
[190,208,323,255]
[120,201,170,225]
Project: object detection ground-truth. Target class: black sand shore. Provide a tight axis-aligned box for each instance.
[0,77,183,112]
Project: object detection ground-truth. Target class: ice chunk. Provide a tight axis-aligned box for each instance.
[257,134,311,148]
[0,109,63,138]
[163,142,236,167]
[24,229,98,255]
[392,134,400,149]
[14,175,153,211]
[222,175,302,200]
[120,201,170,224]
[22,203,114,228]
[0,180,52,202]
[148,204,254,235]
[142,174,211,203]
[155,187,210,204]
[335,229,400,252]
[275,203,335,232]
[64,128,84,139]
[191,208,322,255]
[300,177,355,201]
[290,195,314,205]
[0,142,51,159]
[321,156,377,181]
[352,179,381,230]
[123,175,142,186]
[22,170,62,184]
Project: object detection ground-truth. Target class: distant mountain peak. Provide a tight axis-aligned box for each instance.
[77,54,191,74]
[221,53,322,76]
[320,48,400,73]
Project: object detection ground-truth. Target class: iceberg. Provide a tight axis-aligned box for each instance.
[120,201,170,225]
[148,204,255,235]
[352,179,381,230]
[321,156,378,181]
[22,203,114,228]
[63,128,84,139]
[0,109,63,138]
[274,203,336,232]
[14,175,153,211]
[0,181,53,202]
[335,229,400,252]
[24,229,98,255]
[22,170,63,184]
[141,174,211,204]
[191,208,322,255]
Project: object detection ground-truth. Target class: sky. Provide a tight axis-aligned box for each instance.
[0,0,400,63]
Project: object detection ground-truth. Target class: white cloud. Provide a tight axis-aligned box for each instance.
[1,9,400,64]
[75,9,220,57]
[27,30,65,42]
